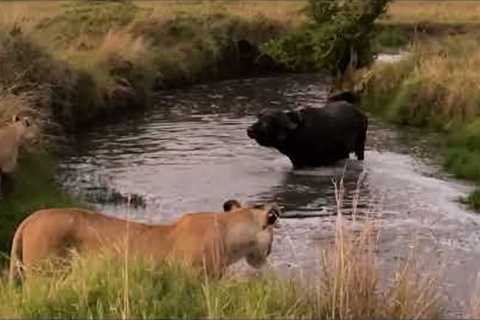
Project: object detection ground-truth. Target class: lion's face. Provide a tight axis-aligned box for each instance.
[243,203,280,268]
[12,115,38,143]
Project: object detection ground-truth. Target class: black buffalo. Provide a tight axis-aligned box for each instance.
[247,101,368,168]
[326,90,360,105]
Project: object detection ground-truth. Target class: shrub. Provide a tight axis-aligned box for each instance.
[264,0,393,77]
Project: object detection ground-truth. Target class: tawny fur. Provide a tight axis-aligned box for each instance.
[0,116,36,175]
[9,205,277,282]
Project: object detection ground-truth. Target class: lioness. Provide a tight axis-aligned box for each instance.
[0,115,37,196]
[9,201,280,282]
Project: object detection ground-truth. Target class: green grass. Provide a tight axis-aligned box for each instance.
[0,220,444,319]
[0,152,79,256]
[0,254,307,319]
[374,25,409,52]
[444,120,480,182]
[461,188,480,211]
[443,120,480,212]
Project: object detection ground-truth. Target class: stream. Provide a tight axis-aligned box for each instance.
[58,73,480,316]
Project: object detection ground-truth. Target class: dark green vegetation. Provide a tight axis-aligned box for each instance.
[264,0,392,80]
[373,25,409,51]
[0,152,79,257]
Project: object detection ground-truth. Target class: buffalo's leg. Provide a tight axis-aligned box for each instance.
[0,170,2,199]
[355,129,366,160]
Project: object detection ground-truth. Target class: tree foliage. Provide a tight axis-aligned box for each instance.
[264,0,392,77]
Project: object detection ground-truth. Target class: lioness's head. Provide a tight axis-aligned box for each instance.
[12,115,38,142]
[242,203,281,268]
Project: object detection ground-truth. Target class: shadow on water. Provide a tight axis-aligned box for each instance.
[255,160,370,218]
[58,74,480,315]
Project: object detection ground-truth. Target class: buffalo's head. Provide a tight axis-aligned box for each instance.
[247,109,302,148]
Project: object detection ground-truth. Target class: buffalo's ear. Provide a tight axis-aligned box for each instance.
[284,110,303,130]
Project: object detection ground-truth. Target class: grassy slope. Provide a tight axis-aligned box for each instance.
[1,1,297,126]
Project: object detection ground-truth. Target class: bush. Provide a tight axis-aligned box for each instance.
[264,0,393,77]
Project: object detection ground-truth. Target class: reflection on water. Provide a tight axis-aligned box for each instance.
[58,74,479,315]
[59,75,339,220]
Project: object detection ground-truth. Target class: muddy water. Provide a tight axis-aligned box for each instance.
[58,74,480,315]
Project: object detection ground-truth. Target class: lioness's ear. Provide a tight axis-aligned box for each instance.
[223,199,242,212]
[262,205,281,229]
[284,110,302,130]
[12,115,20,123]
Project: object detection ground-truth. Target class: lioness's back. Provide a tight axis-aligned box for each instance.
[19,208,149,265]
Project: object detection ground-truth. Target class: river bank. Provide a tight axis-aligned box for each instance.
[1,1,292,127]
[362,31,480,210]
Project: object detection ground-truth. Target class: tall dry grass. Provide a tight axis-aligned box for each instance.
[4,0,480,29]
[365,34,480,126]
[137,0,305,26]
[384,1,480,25]
[311,180,443,320]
